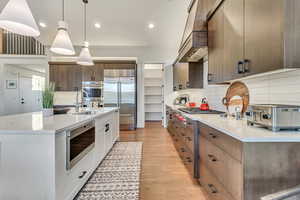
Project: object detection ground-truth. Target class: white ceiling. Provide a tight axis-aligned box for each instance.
[0,0,190,50]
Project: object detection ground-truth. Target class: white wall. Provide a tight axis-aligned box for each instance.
[0,55,48,116]
[167,61,300,112]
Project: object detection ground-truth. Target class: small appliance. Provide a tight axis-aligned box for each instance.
[173,94,190,105]
[246,104,300,132]
[82,81,103,107]
[200,98,209,111]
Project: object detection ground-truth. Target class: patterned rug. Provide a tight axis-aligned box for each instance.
[75,142,143,200]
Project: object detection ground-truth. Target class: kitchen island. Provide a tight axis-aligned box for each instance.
[166,105,300,200]
[0,107,119,200]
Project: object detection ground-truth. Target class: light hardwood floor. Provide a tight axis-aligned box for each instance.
[120,122,208,200]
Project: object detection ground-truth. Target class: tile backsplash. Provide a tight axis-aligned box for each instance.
[168,61,300,112]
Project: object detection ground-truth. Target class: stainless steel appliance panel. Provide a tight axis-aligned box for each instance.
[66,121,95,170]
[246,104,300,131]
[104,68,137,130]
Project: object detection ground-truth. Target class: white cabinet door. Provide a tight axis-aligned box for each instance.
[94,117,105,167]
[113,110,120,142]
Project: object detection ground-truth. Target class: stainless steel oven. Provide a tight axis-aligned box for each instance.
[82,81,103,102]
[66,120,95,170]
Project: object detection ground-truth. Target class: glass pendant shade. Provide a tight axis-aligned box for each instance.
[0,0,40,37]
[50,21,75,55]
[77,42,94,66]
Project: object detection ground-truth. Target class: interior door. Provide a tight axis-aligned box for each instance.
[223,0,244,81]
[208,4,224,84]
[244,0,284,75]
[19,76,35,113]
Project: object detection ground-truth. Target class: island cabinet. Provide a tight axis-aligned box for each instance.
[208,0,300,84]
[0,109,119,200]
[198,122,300,200]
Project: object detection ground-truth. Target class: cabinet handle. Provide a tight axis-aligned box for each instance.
[208,154,218,162]
[237,61,244,74]
[78,171,87,179]
[209,133,217,139]
[243,59,250,73]
[208,184,218,194]
[105,124,110,132]
[186,157,192,163]
[207,73,213,82]
[187,136,192,141]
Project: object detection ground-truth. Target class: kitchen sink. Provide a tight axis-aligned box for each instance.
[72,111,96,115]
[178,107,224,115]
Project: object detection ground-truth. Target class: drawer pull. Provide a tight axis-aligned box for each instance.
[209,133,217,139]
[187,137,192,141]
[208,184,218,194]
[78,171,87,179]
[186,157,192,163]
[181,133,185,137]
[181,148,185,152]
[208,154,218,162]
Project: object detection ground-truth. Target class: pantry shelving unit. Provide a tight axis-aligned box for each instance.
[144,64,164,122]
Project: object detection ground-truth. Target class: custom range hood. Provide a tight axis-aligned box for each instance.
[178,0,208,63]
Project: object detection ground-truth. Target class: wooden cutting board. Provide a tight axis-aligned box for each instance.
[222,81,250,114]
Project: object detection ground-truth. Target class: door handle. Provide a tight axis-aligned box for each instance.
[208,154,218,162]
[243,59,250,73]
[208,184,218,194]
[78,171,87,179]
[237,61,244,74]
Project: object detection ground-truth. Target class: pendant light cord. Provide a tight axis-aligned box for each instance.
[84,2,87,41]
[62,0,65,21]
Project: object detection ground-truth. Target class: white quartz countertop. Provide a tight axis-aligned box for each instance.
[167,104,300,142]
[0,107,118,135]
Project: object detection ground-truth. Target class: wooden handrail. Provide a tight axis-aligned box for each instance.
[261,185,300,200]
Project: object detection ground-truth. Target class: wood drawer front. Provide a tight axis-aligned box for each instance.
[200,124,242,161]
[199,165,236,200]
[200,136,243,200]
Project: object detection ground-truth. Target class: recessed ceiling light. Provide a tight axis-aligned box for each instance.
[39,22,47,28]
[94,23,101,29]
[148,23,155,29]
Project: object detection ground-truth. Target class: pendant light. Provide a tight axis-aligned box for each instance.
[77,0,94,66]
[0,0,40,37]
[50,0,75,55]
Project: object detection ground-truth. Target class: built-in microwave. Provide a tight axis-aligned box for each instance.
[82,81,103,102]
[66,120,95,170]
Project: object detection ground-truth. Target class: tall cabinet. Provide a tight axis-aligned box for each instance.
[208,0,300,84]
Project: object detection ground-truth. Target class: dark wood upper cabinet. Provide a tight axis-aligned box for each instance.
[244,0,284,75]
[49,64,82,91]
[82,64,104,82]
[173,61,204,91]
[223,0,244,81]
[208,5,224,84]
[207,0,300,84]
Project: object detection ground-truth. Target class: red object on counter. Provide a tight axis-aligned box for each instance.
[200,98,210,111]
[188,102,196,107]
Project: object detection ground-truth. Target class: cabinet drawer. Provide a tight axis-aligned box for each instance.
[199,123,242,161]
[200,136,242,200]
[199,165,236,200]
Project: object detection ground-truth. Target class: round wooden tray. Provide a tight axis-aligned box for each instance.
[222,81,250,114]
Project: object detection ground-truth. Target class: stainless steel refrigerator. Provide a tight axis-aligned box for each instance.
[103,68,137,130]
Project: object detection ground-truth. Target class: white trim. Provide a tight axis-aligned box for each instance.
[50,57,138,62]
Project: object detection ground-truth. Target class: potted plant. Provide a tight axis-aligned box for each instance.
[42,82,55,117]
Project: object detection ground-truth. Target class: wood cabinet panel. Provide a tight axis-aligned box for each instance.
[208,5,224,84]
[82,64,104,82]
[199,164,235,200]
[244,0,284,75]
[223,0,244,81]
[49,64,82,91]
[200,136,243,200]
[199,123,242,162]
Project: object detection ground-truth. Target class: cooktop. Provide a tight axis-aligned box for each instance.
[178,107,225,115]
